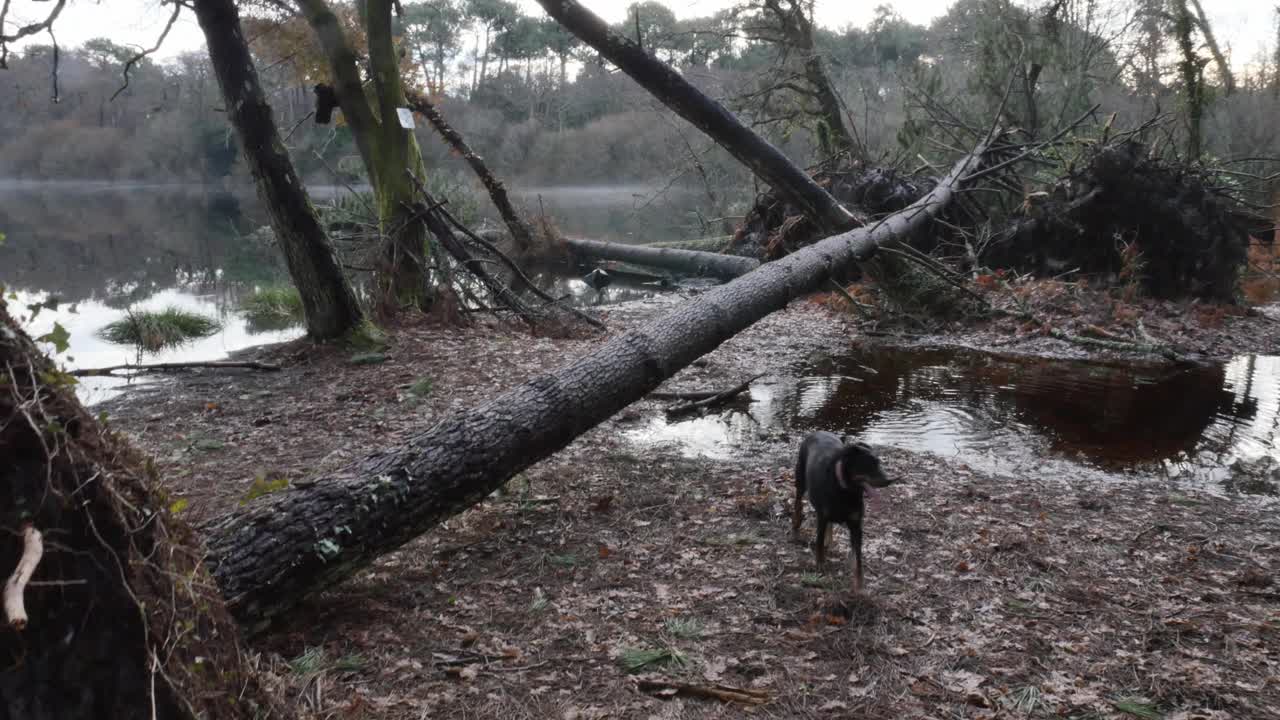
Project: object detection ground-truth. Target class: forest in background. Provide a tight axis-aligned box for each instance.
[2,0,1278,193]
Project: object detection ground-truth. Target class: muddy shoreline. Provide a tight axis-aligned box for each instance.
[97,290,1280,719]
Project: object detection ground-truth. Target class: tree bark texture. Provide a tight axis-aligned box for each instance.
[205,140,991,634]
[0,300,283,720]
[565,238,760,280]
[295,0,432,312]
[533,0,858,233]
[195,0,363,340]
[404,90,537,253]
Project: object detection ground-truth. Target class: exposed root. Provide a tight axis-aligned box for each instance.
[3,524,43,630]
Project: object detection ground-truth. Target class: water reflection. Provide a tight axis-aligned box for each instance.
[631,346,1280,494]
[1,182,677,404]
[0,184,283,303]
[1,184,299,404]
[11,288,300,406]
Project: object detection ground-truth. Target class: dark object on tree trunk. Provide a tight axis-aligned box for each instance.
[0,300,283,720]
[313,83,339,124]
[565,238,760,280]
[196,0,363,340]
[534,0,858,233]
[202,139,992,634]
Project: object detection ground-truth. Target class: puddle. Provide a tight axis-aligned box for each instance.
[631,346,1280,494]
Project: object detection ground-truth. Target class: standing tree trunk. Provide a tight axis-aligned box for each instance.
[297,0,434,313]
[0,301,283,720]
[195,0,363,340]
[205,140,992,633]
[1174,0,1205,161]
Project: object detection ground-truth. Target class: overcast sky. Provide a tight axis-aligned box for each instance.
[2,0,1273,69]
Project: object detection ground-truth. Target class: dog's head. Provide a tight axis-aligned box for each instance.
[836,441,892,490]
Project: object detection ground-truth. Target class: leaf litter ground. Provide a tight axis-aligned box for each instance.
[100,288,1280,719]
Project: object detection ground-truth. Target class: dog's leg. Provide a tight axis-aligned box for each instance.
[814,514,830,569]
[848,512,864,594]
[792,447,807,540]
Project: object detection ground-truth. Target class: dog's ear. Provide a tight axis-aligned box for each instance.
[843,442,893,488]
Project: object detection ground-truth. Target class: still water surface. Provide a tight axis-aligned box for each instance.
[631,346,1280,493]
[4,181,1278,492]
[0,181,692,403]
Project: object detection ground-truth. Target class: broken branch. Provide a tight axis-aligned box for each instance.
[636,679,769,705]
[404,89,537,252]
[70,360,282,377]
[665,374,763,417]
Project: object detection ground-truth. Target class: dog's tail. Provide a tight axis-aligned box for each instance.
[791,442,808,535]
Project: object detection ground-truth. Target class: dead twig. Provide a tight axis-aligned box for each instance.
[70,360,281,377]
[636,679,769,705]
[5,523,44,630]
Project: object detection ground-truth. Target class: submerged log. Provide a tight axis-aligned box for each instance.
[0,302,281,719]
[204,139,992,633]
[565,238,760,280]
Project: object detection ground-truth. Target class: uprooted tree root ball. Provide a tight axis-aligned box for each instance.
[728,166,936,261]
[0,302,284,720]
[986,139,1270,302]
[727,139,1269,307]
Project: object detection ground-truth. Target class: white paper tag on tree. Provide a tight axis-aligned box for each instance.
[396,107,415,129]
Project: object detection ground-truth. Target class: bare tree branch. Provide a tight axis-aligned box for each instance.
[0,0,67,69]
[0,0,66,42]
[110,1,183,102]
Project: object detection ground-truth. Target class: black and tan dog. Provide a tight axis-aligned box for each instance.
[792,431,892,593]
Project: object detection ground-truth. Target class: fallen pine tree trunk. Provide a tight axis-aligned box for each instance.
[565,237,760,280]
[204,138,993,633]
[0,302,282,719]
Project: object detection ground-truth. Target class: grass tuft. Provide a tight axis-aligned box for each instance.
[1110,697,1161,719]
[288,647,326,675]
[98,307,220,352]
[408,377,433,398]
[240,286,305,331]
[663,617,703,640]
[619,646,686,673]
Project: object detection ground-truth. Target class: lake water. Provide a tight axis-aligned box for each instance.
[0,180,698,404]
[6,180,1279,494]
